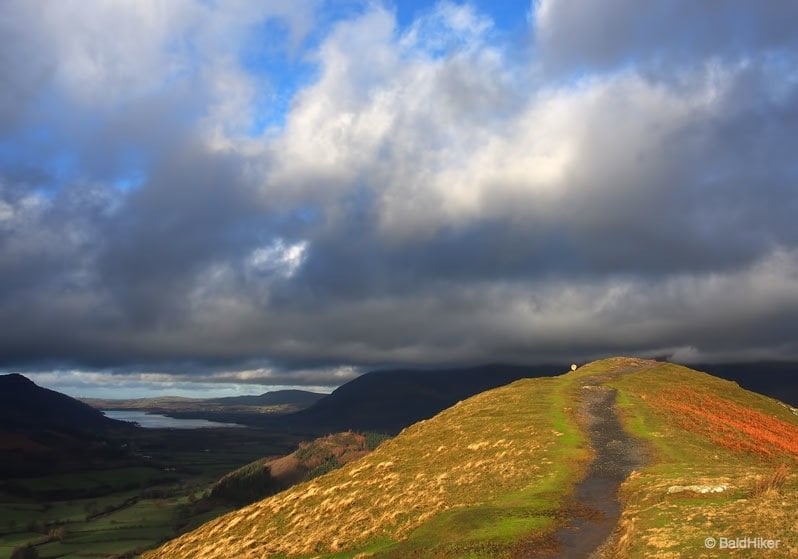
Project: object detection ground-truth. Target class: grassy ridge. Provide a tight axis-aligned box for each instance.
[143,359,798,558]
[144,371,589,558]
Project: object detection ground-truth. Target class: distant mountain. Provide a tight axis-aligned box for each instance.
[694,362,798,406]
[83,389,326,416]
[0,373,126,432]
[207,390,326,407]
[288,364,564,433]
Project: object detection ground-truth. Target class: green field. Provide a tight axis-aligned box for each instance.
[0,427,298,559]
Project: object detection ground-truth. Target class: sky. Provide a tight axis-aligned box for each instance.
[1,0,797,398]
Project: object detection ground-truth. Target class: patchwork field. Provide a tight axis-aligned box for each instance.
[0,428,300,559]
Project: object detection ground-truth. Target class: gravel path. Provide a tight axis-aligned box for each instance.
[534,375,645,558]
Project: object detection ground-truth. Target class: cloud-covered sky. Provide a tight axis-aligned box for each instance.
[1,0,797,397]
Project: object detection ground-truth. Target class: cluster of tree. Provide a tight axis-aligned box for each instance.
[208,459,274,505]
[210,431,391,506]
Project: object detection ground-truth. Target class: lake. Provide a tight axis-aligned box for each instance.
[103,410,244,429]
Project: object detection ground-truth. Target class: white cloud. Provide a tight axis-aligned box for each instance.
[41,0,314,105]
[0,0,317,149]
[400,1,492,55]
[262,5,772,243]
[248,239,308,278]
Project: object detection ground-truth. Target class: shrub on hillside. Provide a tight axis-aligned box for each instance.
[364,432,390,450]
[47,526,66,542]
[303,456,339,480]
[752,463,790,497]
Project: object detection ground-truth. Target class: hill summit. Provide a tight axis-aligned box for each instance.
[145,358,798,558]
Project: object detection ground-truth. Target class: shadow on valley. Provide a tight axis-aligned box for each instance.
[0,374,304,559]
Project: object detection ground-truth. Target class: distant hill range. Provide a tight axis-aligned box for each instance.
[82,389,326,415]
[695,362,798,408]
[0,373,126,432]
[81,366,566,433]
[208,390,326,407]
[82,361,798,436]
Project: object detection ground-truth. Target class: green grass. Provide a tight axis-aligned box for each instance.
[601,361,798,558]
[0,533,41,557]
[0,496,204,559]
[469,514,552,541]
[146,371,593,559]
[160,358,790,559]
[351,375,587,559]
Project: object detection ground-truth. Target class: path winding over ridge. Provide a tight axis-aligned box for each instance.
[541,366,646,558]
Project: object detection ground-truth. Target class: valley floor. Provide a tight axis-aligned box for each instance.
[0,428,302,559]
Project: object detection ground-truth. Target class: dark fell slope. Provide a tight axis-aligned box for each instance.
[0,373,125,432]
[288,364,565,433]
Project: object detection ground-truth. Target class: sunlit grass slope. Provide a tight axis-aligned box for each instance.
[144,371,589,558]
[144,358,798,559]
[599,361,798,558]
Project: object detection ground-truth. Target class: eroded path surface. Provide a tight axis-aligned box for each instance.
[540,373,645,558]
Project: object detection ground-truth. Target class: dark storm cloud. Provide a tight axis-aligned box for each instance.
[1,1,798,389]
[95,145,259,323]
[534,0,798,73]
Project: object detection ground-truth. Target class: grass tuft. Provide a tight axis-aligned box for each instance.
[751,463,790,498]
